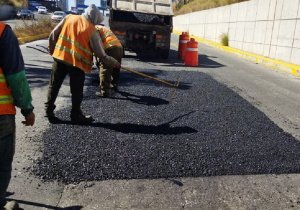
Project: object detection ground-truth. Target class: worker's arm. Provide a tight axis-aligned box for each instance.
[0,25,35,125]
[48,18,65,54]
[90,31,120,68]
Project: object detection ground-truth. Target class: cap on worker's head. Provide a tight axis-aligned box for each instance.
[83,4,104,25]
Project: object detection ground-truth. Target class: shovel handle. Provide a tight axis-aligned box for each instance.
[121,66,179,88]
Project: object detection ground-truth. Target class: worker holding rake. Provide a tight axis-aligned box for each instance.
[46,5,120,124]
[95,25,123,97]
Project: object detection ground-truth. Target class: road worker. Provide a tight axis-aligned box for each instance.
[0,21,35,210]
[46,4,120,124]
[95,24,123,97]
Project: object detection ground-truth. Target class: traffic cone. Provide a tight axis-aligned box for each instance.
[184,38,198,67]
[177,32,184,59]
[178,32,189,60]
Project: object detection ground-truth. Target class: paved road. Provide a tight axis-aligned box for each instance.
[6,31,300,210]
[3,12,52,29]
[3,12,108,29]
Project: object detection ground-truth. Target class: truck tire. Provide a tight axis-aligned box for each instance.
[160,49,169,59]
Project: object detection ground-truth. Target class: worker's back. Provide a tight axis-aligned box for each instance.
[53,15,96,73]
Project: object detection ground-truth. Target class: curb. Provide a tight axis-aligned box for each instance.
[173,30,300,78]
[18,33,49,44]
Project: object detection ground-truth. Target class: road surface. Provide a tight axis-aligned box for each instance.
[6,31,300,210]
[3,12,52,29]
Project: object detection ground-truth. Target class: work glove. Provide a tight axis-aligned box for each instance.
[101,55,121,69]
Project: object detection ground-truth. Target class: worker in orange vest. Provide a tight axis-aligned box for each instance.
[0,21,35,210]
[46,4,120,124]
[95,25,123,97]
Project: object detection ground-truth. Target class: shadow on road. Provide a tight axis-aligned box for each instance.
[48,111,197,135]
[6,198,82,210]
[85,69,192,90]
[124,49,225,69]
[26,45,49,54]
[24,66,51,88]
[113,90,170,106]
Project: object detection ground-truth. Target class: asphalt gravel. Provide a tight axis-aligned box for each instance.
[133,13,165,25]
[113,11,167,25]
[32,60,300,184]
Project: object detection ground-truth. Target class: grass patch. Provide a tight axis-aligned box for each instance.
[174,0,249,15]
[14,18,56,44]
[220,33,229,46]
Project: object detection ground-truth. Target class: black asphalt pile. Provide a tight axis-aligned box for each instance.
[114,10,166,25]
[32,70,300,184]
[133,13,165,25]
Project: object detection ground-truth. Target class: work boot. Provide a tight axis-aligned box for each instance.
[95,89,111,98]
[71,113,94,125]
[112,84,118,92]
[2,201,21,210]
[45,104,59,122]
[45,109,59,123]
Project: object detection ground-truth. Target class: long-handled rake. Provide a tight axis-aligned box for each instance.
[121,66,180,88]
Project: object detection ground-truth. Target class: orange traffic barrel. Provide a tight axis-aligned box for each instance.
[178,32,189,60]
[184,38,198,67]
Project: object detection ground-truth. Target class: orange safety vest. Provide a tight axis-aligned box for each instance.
[95,25,122,50]
[0,22,16,115]
[53,15,96,73]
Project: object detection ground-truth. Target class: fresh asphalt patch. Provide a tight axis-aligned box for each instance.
[32,69,300,184]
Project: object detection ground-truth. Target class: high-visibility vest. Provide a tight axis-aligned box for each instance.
[95,25,122,50]
[53,15,96,73]
[0,22,16,115]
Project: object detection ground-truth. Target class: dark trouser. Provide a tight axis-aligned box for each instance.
[0,115,15,208]
[45,59,85,116]
[100,46,123,94]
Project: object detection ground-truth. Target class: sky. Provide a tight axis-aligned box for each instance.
[85,0,101,7]
[68,0,103,10]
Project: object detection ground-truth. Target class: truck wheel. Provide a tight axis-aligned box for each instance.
[160,49,169,59]
[122,46,125,57]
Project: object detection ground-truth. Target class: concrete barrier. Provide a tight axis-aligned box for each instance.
[173,0,300,67]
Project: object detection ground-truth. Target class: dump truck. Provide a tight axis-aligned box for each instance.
[107,0,173,59]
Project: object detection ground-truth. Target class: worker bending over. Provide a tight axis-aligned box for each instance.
[46,4,120,124]
[95,25,123,97]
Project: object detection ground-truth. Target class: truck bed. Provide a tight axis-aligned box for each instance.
[111,0,173,16]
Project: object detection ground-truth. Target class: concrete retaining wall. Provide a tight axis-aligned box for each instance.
[173,0,300,65]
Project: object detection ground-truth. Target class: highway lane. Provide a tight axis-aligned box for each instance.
[6,34,300,210]
[3,12,52,29]
[3,12,109,29]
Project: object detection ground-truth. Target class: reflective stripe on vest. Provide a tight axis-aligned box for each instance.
[0,22,16,115]
[96,25,122,50]
[53,15,95,73]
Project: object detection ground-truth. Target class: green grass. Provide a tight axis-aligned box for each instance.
[174,0,249,15]
[220,33,229,46]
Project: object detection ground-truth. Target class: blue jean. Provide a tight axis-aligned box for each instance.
[0,115,15,207]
